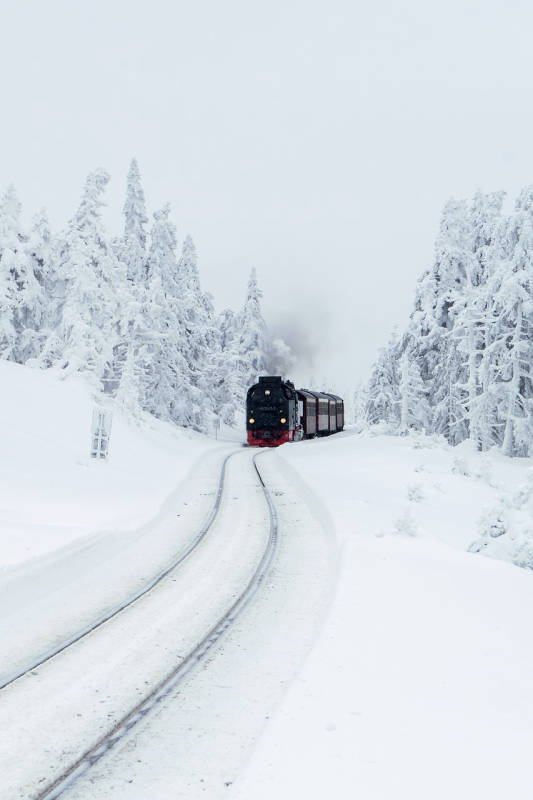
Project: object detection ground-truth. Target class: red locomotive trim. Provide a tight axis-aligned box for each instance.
[247,430,292,447]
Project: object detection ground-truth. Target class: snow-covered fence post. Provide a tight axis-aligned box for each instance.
[91,406,113,459]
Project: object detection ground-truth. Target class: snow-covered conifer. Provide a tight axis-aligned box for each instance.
[235,268,269,389]
[141,206,207,428]
[219,308,236,350]
[211,308,242,425]
[399,348,428,434]
[20,208,58,363]
[121,158,148,284]
[365,334,400,427]
[111,161,151,405]
[494,187,533,456]
[44,169,122,387]
[431,337,468,444]
[0,186,25,359]
[177,235,219,394]
[0,187,51,364]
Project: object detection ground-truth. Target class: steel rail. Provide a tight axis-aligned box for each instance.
[35,451,277,800]
[0,450,238,691]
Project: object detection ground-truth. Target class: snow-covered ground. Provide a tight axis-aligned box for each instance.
[2,363,533,799]
[233,431,533,799]
[0,360,225,570]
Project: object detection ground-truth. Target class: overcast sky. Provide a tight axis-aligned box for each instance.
[2,0,533,391]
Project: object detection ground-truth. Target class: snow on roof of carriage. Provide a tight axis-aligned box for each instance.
[0,360,223,569]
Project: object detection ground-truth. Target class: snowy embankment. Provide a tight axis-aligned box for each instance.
[0,360,224,570]
[233,431,533,800]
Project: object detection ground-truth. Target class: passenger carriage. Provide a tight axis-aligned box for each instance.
[323,392,344,432]
[295,389,317,438]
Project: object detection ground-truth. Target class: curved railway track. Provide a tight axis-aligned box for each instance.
[34,450,277,800]
[0,450,238,692]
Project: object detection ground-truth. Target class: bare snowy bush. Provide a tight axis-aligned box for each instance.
[407,483,425,503]
[470,473,533,569]
[452,457,471,477]
[393,508,418,537]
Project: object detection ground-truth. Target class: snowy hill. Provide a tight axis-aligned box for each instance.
[0,360,223,569]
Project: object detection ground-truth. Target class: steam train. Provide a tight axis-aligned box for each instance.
[246,376,344,447]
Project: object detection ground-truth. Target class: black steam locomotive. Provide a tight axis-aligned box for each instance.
[246,376,344,447]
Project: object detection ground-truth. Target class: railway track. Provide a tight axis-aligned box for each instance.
[3,450,278,800]
[0,450,238,692]
[35,451,277,800]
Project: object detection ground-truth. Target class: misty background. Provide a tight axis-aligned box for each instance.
[2,0,533,392]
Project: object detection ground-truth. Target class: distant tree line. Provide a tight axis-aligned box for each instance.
[0,160,291,430]
[364,187,533,457]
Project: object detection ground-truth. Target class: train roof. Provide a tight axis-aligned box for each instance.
[322,392,343,404]
[296,388,317,400]
[299,389,333,402]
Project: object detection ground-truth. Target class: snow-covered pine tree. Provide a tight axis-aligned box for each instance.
[112,161,151,407]
[398,347,428,434]
[352,382,369,427]
[120,158,148,284]
[0,186,25,360]
[235,268,269,390]
[458,191,505,450]
[364,332,400,427]
[140,205,207,428]
[176,234,220,418]
[21,208,57,364]
[405,198,474,441]
[494,187,533,456]
[113,274,157,413]
[211,308,242,426]
[43,169,123,387]
[0,187,51,364]
[219,308,236,351]
[431,335,468,444]
[210,271,276,427]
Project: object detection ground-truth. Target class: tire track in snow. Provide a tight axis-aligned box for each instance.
[34,451,278,800]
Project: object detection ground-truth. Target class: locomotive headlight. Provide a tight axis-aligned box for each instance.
[280,417,286,424]
[265,389,271,395]
[249,417,255,424]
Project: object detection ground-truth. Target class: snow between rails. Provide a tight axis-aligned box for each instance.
[26,451,277,800]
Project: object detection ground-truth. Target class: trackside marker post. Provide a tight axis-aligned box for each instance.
[91,407,113,460]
